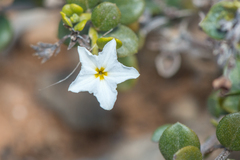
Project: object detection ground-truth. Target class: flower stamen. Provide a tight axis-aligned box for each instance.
[95,67,108,80]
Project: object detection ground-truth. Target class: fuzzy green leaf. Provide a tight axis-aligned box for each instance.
[0,15,13,52]
[145,0,162,15]
[225,60,240,95]
[216,112,240,151]
[208,91,228,117]
[164,0,194,9]
[107,25,139,57]
[105,0,145,25]
[159,122,200,160]
[91,2,121,31]
[173,146,202,160]
[200,1,240,40]
[151,124,171,142]
[221,96,240,113]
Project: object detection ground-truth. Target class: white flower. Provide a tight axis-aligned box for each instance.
[68,39,140,110]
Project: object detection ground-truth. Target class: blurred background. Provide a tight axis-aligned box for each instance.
[0,0,237,160]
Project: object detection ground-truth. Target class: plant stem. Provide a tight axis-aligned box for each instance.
[215,148,231,160]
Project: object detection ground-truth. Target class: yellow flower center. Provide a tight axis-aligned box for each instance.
[95,67,108,80]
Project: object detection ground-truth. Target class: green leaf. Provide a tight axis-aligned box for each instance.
[117,55,139,91]
[173,146,202,160]
[0,15,13,52]
[229,60,240,83]
[105,0,145,25]
[221,95,240,113]
[91,2,121,31]
[216,112,240,151]
[151,124,171,142]
[221,60,240,113]
[66,0,101,11]
[145,0,162,15]
[225,60,240,95]
[208,91,228,118]
[107,25,139,57]
[164,0,194,9]
[159,122,200,160]
[199,1,240,40]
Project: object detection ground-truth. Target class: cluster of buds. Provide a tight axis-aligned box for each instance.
[32,3,91,63]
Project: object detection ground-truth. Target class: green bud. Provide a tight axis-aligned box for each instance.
[60,12,73,27]
[74,20,87,31]
[62,4,73,17]
[89,27,99,55]
[66,0,101,11]
[70,13,80,24]
[97,37,122,49]
[79,13,92,21]
[70,3,83,15]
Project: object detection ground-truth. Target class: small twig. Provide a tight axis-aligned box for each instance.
[201,134,219,155]
[204,144,225,155]
[102,28,113,37]
[39,61,81,91]
[31,34,70,63]
[164,8,194,18]
[215,148,231,160]
[180,20,213,51]
[141,17,169,36]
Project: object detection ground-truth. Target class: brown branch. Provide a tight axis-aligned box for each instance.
[215,148,231,160]
[201,134,219,155]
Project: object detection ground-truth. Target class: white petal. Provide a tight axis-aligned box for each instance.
[98,39,117,70]
[78,46,98,70]
[106,63,140,84]
[93,79,117,110]
[68,73,98,93]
